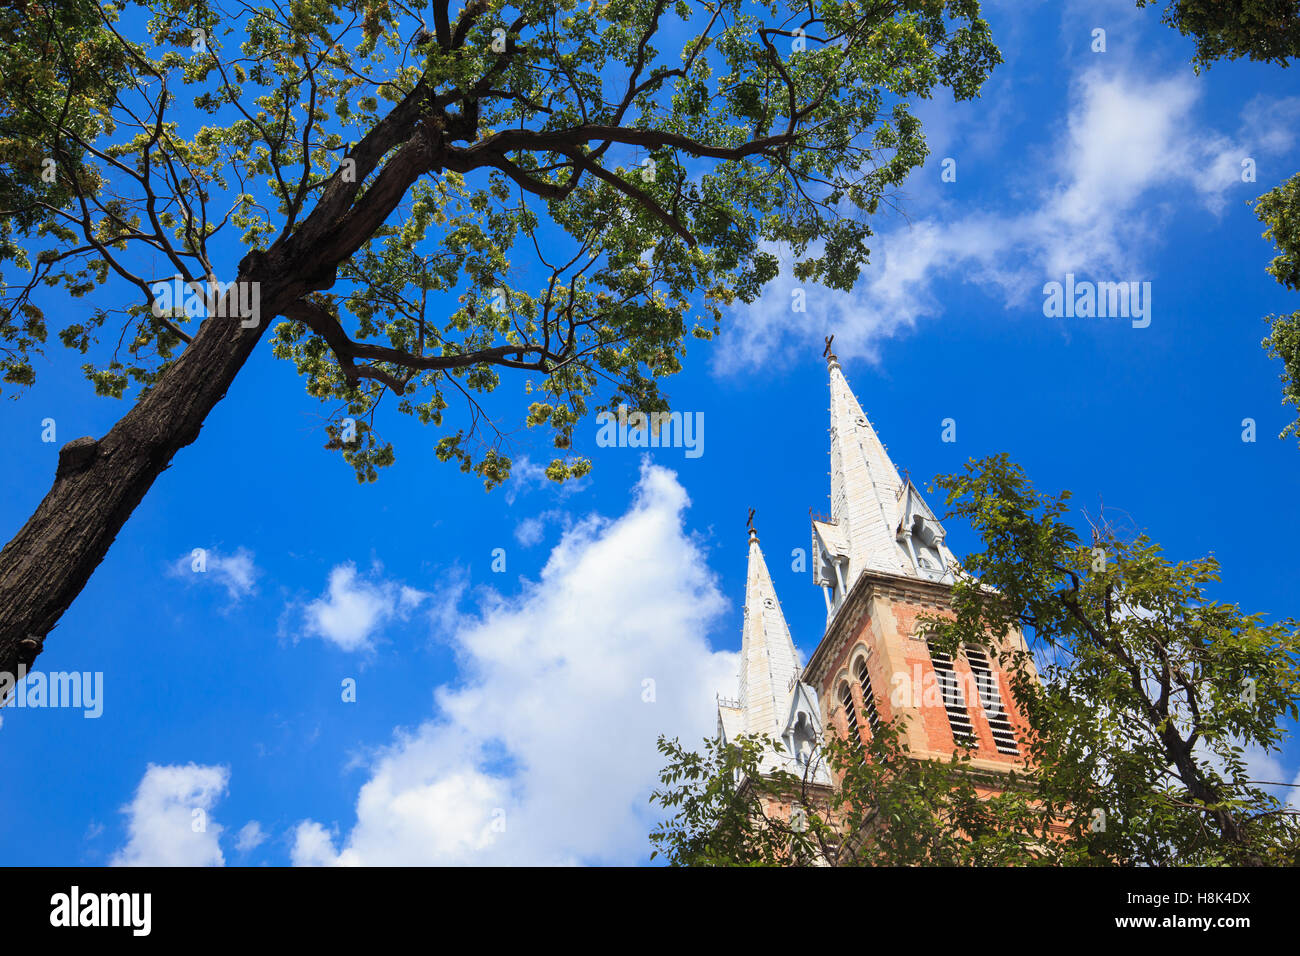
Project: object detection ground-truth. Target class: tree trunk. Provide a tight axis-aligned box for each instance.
[0,265,301,677]
[0,73,438,680]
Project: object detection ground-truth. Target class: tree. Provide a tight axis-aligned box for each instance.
[1256,173,1300,443]
[650,723,1048,866]
[1135,0,1300,68]
[0,0,1002,677]
[1135,1,1300,441]
[934,455,1300,865]
[650,456,1300,866]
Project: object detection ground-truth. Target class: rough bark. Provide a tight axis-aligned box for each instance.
[0,260,297,677]
[0,97,438,678]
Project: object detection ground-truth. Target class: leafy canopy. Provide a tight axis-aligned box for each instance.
[932,454,1300,865]
[1256,173,1300,443]
[1,0,1001,485]
[1136,0,1300,69]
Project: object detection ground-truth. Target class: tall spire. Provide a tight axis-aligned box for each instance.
[814,337,955,609]
[737,517,802,739]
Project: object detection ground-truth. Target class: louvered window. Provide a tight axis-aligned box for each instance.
[965,644,1020,756]
[927,642,977,748]
[853,657,881,737]
[839,682,863,748]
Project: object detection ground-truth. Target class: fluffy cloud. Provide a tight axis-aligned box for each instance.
[300,563,427,652]
[111,763,229,867]
[513,509,570,548]
[170,547,259,601]
[504,455,551,505]
[291,463,737,865]
[514,516,546,547]
[719,62,1300,369]
[235,821,266,853]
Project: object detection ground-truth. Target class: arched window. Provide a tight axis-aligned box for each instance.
[854,657,882,737]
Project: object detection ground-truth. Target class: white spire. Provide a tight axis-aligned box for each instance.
[813,338,955,610]
[737,525,802,740]
[718,518,830,786]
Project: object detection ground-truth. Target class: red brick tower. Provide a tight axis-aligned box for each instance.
[802,339,1031,780]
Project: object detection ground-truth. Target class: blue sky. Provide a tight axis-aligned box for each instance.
[2,0,1299,865]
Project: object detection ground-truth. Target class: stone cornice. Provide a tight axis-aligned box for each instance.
[804,567,955,687]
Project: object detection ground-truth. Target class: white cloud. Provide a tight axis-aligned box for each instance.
[235,821,266,853]
[504,455,591,505]
[111,763,229,867]
[300,563,428,653]
[291,462,737,865]
[170,547,259,601]
[290,820,340,866]
[718,64,1300,369]
[513,509,570,548]
[514,517,545,547]
[1238,743,1300,811]
[1191,739,1300,816]
[504,455,550,505]
[1242,95,1300,157]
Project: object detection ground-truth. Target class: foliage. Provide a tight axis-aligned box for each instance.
[0,0,1002,485]
[1255,173,1300,443]
[1135,0,1300,69]
[932,454,1300,865]
[651,720,1051,866]
[651,456,1300,866]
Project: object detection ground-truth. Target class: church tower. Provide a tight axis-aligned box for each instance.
[805,339,1030,774]
[717,339,1031,806]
